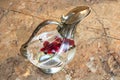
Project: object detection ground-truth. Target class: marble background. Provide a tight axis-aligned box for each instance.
[0,0,120,80]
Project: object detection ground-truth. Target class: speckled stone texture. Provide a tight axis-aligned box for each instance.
[0,0,120,80]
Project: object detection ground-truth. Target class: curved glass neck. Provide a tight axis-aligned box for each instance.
[57,22,79,39]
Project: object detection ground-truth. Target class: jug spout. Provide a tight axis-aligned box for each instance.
[58,6,91,39]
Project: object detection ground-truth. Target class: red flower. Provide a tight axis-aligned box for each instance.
[63,38,75,46]
[40,37,75,54]
[43,41,49,47]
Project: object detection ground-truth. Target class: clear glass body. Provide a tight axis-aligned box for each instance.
[26,30,76,73]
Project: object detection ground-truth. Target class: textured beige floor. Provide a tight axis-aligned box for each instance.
[0,0,120,80]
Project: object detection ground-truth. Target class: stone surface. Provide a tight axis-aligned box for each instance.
[0,0,120,80]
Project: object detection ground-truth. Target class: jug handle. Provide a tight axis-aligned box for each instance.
[20,19,61,58]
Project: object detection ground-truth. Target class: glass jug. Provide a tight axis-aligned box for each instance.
[20,6,91,74]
